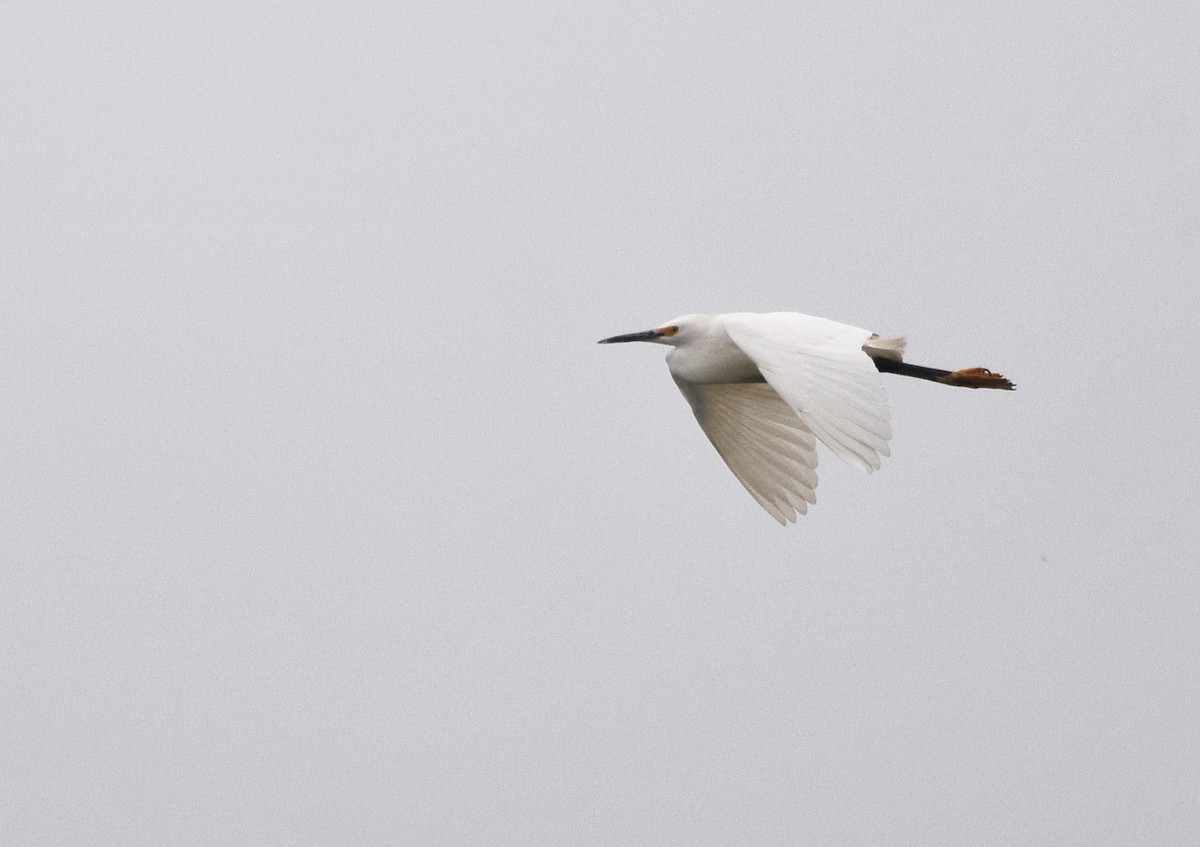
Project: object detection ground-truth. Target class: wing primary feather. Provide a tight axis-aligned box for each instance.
[675,379,819,523]
[704,399,817,502]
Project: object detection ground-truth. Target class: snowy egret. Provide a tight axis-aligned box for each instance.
[599,312,1013,524]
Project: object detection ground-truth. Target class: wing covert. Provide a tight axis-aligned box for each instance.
[722,312,892,474]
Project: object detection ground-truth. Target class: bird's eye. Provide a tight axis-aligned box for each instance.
[659,325,679,337]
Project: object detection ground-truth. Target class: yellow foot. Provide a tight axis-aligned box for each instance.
[938,367,1016,390]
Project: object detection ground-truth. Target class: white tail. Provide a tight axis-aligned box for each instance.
[863,333,906,362]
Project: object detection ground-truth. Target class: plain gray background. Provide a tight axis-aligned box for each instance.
[4,2,1198,844]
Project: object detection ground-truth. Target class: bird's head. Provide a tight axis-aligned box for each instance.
[597,314,707,347]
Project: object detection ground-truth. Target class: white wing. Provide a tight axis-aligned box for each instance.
[722,312,892,474]
[674,378,819,525]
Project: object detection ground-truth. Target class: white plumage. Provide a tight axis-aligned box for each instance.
[600,311,1013,524]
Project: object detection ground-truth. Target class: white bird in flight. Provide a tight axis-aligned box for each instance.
[600,312,1013,524]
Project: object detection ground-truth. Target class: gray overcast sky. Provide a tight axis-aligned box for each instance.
[4,2,1198,844]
